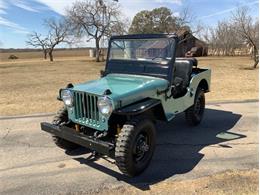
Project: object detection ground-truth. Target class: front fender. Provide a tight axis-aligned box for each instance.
[114,98,161,115]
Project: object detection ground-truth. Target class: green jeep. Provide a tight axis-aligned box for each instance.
[41,34,211,177]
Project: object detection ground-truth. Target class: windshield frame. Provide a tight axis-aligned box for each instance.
[104,34,178,84]
[108,38,175,63]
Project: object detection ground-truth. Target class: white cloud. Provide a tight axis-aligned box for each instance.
[0,9,6,14]
[12,0,40,12]
[34,0,182,19]
[0,16,29,34]
[0,0,42,14]
[0,0,32,34]
[34,0,77,15]
[0,0,6,8]
[198,0,259,19]
[0,0,183,35]
[173,11,180,17]
[154,0,182,5]
[0,0,7,14]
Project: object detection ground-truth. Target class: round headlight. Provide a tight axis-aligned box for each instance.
[61,90,73,107]
[97,97,112,116]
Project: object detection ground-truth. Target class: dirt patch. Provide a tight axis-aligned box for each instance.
[96,169,258,195]
[0,55,258,116]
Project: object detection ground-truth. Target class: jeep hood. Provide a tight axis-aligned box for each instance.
[72,74,168,107]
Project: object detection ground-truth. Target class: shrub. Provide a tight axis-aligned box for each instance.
[8,55,19,59]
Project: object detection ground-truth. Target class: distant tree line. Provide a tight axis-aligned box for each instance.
[128,6,259,68]
[199,7,259,68]
[26,1,258,68]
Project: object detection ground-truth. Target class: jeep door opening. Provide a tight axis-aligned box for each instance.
[41,33,211,177]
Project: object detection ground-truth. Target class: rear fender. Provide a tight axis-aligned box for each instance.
[160,68,211,121]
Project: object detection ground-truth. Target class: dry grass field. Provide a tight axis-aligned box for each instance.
[0,52,258,116]
[98,169,259,195]
[199,56,258,102]
[0,48,91,61]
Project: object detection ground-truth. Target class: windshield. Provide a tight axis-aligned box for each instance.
[109,38,175,64]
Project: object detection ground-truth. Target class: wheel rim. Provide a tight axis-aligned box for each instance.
[133,132,150,163]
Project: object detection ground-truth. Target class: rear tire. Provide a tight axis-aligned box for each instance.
[52,106,80,150]
[185,88,205,126]
[115,118,156,177]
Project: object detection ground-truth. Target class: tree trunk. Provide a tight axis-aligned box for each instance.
[95,38,100,62]
[253,46,258,69]
[253,59,258,69]
[49,50,54,62]
[44,50,47,59]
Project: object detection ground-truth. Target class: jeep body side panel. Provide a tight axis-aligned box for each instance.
[112,68,211,122]
[160,68,211,121]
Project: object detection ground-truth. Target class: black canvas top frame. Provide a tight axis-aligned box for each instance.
[104,34,180,85]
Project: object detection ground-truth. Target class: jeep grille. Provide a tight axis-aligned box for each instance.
[74,91,100,126]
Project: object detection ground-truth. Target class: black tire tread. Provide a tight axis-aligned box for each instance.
[185,88,205,126]
[52,106,79,150]
[52,106,68,125]
[115,118,155,176]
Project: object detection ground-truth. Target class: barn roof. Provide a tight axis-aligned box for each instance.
[177,30,208,47]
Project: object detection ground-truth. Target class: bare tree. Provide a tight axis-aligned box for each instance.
[232,7,259,68]
[199,19,247,57]
[27,32,48,59]
[66,0,126,62]
[177,6,195,30]
[213,21,241,56]
[27,19,71,62]
[44,19,71,61]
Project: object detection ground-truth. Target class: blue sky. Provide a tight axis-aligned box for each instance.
[0,0,259,48]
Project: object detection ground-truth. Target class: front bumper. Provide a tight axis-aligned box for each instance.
[40,122,115,157]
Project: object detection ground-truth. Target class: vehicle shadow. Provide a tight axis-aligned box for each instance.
[73,108,245,191]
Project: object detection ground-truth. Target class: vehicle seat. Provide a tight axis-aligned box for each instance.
[175,57,197,67]
[172,58,195,98]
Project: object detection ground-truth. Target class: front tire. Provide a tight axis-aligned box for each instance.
[52,106,80,150]
[185,88,205,126]
[115,118,156,177]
